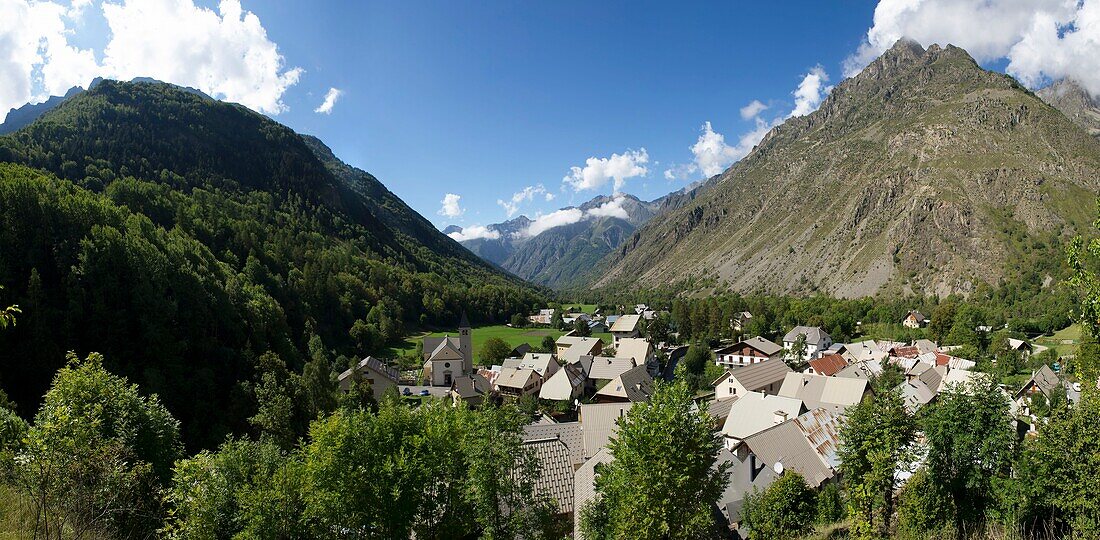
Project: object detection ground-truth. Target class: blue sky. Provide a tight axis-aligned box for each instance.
[4,0,1099,235]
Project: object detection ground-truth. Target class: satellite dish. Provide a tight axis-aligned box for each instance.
[773,462,785,475]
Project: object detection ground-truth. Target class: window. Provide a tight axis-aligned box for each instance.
[444,362,451,368]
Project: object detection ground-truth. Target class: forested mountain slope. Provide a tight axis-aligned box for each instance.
[0,80,542,448]
[593,40,1100,298]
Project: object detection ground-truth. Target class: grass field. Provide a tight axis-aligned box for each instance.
[390,324,613,360]
[1034,323,1084,357]
[561,303,598,314]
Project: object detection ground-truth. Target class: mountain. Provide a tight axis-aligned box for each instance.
[0,81,92,135]
[590,39,1100,298]
[451,193,662,288]
[1038,79,1100,140]
[0,79,541,448]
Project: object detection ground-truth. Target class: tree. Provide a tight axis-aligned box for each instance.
[539,335,557,354]
[838,388,917,538]
[678,344,713,393]
[573,317,592,337]
[741,471,817,539]
[550,309,564,330]
[786,334,808,370]
[13,352,181,540]
[510,313,528,328]
[580,380,729,539]
[922,375,1016,533]
[646,313,670,344]
[0,285,19,329]
[929,302,957,344]
[896,468,953,537]
[480,337,513,366]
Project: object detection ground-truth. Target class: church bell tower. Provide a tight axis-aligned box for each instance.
[458,311,472,374]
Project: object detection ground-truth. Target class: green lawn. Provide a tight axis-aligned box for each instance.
[561,303,598,314]
[1035,323,1084,357]
[390,324,612,360]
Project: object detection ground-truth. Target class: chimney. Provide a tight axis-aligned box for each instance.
[773,410,788,424]
[749,453,759,481]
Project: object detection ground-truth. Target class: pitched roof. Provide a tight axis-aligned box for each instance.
[914,339,939,355]
[720,450,777,526]
[426,338,464,362]
[905,310,927,322]
[539,363,586,401]
[808,353,848,376]
[503,353,558,377]
[940,368,981,392]
[891,345,920,359]
[579,402,632,458]
[614,337,652,362]
[727,360,793,391]
[338,356,400,384]
[496,367,539,390]
[783,326,831,344]
[610,314,641,333]
[574,448,613,539]
[707,396,738,422]
[716,336,783,357]
[595,365,654,402]
[451,373,492,399]
[835,360,882,380]
[721,392,806,441]
[588,356,639,381]
[742,408,842,487]
[897,380,937,413]
[778,373,868,413]
[558,337,603,363]
[524,421,584,467]
[1018,364,1061,397]
[521,438,575,513]
[459,310,470,328]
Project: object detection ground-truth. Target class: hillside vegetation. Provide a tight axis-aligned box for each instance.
[0,81,543,447]
[593,40,1100,298]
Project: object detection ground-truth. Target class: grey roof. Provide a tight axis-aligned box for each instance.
[595,365,654,402]
[524,421,584,467]
[503,353,558,377]
[610,314,641,333]
[459,310,470,328]
[451,373,492,399]
[917,364,944,393]
[897,380,937,413]
[338,356,400,384]
[579,402,633,458]
[716,336,783,357]
[778,373,868,413]
[727,360,793,392]
[614,338,652,363]
[835,360,882,380]
[721,392,806,441]
[539,363,585,401]
[914,339,939,354]
[573,448,613,539]
[496,367,538,390]
[720,451,777,526]
[423,336,463,361]
[574,355,595,378]
[707,397,738,422]
[783,325,831,344]
[588,356,638,381]
[742,408,842,487]
[522,438,575,513]
[1018,364,1061,398]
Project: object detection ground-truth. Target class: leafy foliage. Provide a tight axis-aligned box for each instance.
[741,471,817,539]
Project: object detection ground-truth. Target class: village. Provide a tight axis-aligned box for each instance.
[335,305,1085,538]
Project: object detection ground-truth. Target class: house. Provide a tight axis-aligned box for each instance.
[835,359,883,380]
[578,402,633,459]
[573,448,613,540]
[509,343,532,358]
[531,308,556,325]
[337,356,400,399]
[587,320,608,333]
[609,314,642,347]
[807,353,848,377]
[713,360,793,400]
[714,336,783,368]
[718,447,778,536]
[556,335,603,358]
[519,437,575,515]
[890,345,920,359]
[495,367,543,398]
[778,373,870,414]
[731,311,754,332]
[1014,364,1061,409]
[450,373,494,407]
[1006,338,1036,358]
[503,352,561,379]
[720,392,807,449]
[740,408,843,488]
[524,421,585,469]
[707,396,738,427]
[842,340,888,364]
[897,379,937,413]
[587,356,640,383]
[539,363,586,402]
[914,339,939,355]
[782,326,833,361]
[614,337,657,376]
[594,365,654,403]
[940,368,981,392]
[903,310,928,328]
[422,313,473,386]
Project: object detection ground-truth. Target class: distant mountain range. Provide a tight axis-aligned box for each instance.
[1038,78,1100,140]
[448,192,681,288]
[580,39,1100,297]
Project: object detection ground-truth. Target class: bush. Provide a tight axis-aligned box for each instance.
[742,471,817,539]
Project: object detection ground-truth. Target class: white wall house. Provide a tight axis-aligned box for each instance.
[782,326,832,362]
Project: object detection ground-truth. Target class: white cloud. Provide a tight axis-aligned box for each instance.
[0,0,302,123]
[448,225,500,242]
[789,65,830,117]
[517,195,633,237]
[314,87,342,114]
[544,192,555,201]
[585,196,630,220]
[563,148,649,192]
[739,99,768,120]
[664,120,775,180]
[497,184,548,217]
[438,193,464,218]
[843,0,1100,96]
[523,208,585,237]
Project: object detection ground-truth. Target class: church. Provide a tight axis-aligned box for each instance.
[421,312,473,386]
